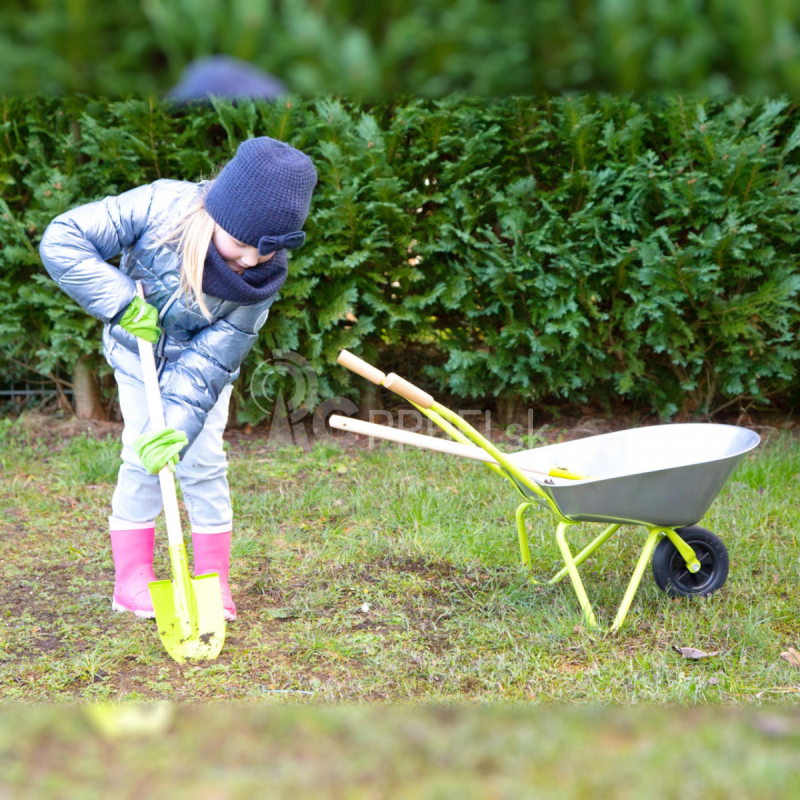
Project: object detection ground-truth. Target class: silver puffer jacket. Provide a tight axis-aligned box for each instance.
[39,179,277,457]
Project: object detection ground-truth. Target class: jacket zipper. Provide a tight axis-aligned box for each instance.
[156,285,182,379]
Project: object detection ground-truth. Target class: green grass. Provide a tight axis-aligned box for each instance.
[0,417,799,705]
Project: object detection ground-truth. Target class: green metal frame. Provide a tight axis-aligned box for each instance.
[413,399,700,631]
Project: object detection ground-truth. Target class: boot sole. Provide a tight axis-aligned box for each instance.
[112,599,156,619]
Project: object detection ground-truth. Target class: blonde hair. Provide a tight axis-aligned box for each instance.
[154,182,217,322]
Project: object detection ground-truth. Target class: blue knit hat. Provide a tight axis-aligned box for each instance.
[166,55,287,102]
[205,137,317,255]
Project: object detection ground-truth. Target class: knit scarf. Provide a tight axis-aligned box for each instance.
[201,238,288,304]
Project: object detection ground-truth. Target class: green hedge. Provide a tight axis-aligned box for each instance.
[5,1,800,97]
[2,95,800,421]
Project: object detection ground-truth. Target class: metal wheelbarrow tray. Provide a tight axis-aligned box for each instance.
[509,423,760,528]
[335,350,761,632]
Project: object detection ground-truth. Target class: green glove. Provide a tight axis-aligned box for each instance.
[119,296,161,343]
[133,427,189,474]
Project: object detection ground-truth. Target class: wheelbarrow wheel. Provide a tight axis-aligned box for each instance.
[651,526,729,597]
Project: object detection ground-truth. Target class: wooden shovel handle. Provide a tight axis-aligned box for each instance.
[383,373,434,410]
[135,283,166,430]
[135,281,184,549]
[337,350,386,385]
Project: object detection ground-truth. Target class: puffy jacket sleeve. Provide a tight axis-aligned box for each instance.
[158,297,275,457]
[38,183,156,325]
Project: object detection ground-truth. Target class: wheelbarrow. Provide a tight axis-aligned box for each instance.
[334,350,761,631]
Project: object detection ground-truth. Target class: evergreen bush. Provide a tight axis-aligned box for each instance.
[1,95,799,421]
[4,0,800,97]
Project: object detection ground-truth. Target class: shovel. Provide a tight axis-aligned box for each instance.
[134,282,226,663]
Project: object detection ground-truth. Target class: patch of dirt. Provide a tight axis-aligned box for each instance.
[34,636,65,654]
[348,620,399,636]
[14,410,123,447]
[375,555,457,578]
[9,405,789,458]
[0,523,28,537]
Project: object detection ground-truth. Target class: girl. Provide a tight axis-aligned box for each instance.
[39,136,317,621]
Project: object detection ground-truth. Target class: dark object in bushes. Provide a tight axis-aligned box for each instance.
[166,56,287,103]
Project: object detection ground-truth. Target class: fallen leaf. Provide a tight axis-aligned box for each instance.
[780,648,800,668]
[673,646,718,659]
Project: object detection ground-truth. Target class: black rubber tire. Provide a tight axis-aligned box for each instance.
[651,526,729,597]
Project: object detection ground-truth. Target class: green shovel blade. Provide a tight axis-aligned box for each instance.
[149,544,226,663]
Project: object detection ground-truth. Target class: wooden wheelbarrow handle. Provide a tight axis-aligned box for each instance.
[329,415,558,479]
[336,350,385,385]
[337,350,434,409]
[336,349,589,482]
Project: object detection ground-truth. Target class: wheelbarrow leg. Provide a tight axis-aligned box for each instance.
[549,524,621,584]
[610,527,662,632]
[515,502,534,570]
[555,522,598,629]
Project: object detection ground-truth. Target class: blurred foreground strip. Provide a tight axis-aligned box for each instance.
[1,706,800,799]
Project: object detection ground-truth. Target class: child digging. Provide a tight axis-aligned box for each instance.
[39,137,317,621]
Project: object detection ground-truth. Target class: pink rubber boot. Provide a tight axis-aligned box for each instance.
[109,517,157,619]
[192,525,236,621]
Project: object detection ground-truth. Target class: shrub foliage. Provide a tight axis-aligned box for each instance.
[1,95,799,420]
[4,1,800,97]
